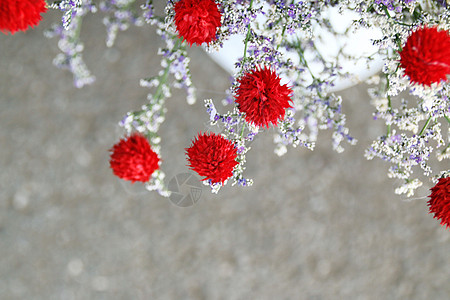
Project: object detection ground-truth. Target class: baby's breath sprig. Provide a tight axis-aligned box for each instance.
[45,0,97,88]
[99,0,145,47]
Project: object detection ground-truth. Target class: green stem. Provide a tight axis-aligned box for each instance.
[441,143,450,155]
[240,122,246,138]
[242,0,254,61]
[382,5,391,18]
[134,38,183,120]
[385,74,392,137]
[68,14,83,45]
[297,43,321,94]
[153,64,171,101]
[419,115,432,137]
[381,4,414,28]
[277,24,286,51]
[386,95,392,136]
[440,115,450,153]
[444,115,450,125]
[154,39,182,100]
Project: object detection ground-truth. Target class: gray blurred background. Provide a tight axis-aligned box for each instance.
[1,9,450,300]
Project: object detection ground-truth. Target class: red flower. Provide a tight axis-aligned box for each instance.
[109,133,160,183]
[399,26,450,86]
[185,132,239,184]
[0,0,47,35]
[428,177,450,229]
[235,66,293,128]
[174,0,222,46]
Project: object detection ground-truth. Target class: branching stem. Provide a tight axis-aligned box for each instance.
[419,115,432,137]
[242,0,254,62]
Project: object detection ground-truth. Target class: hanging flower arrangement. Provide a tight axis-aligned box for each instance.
[4,0,450,229]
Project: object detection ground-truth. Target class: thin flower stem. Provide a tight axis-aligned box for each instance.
[445,115,450,125]
[419,115,432,136]
[387,93,392,137]
[441,143,450,155]
[72,16,83,42]
[381,4,415,28]
[153,65,171,101]
[277,24,287,51]
[441,115,450,153]
[240,121,246,138]
[296,43,321,95]
[134,38,183,122]
[382,5,391,18]
[154,39,183,100]
[242,0,254,62]
[386,96,392,136]
[385,74,392,137]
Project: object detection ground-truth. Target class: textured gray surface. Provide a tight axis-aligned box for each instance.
[1,10,450,300]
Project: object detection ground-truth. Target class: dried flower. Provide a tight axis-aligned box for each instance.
[428,177,450,229]
[174,0,222,46]
[109,133,160,183]
[399,26,450,86]
[235,66,293,128]
[0,0,47,34]
[185,132,238,184]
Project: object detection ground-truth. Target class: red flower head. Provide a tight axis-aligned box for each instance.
[174,0,222,46]
[399,26,450,86]
[185,132,239,184]
[428,177,450,229]
[235,66,293,128]
[0,0,47,35]
[109,133,160,183]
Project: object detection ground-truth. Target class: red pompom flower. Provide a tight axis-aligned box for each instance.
[399,26,450,86]
[235,66,293,128]
[428,177,450,229]
[185,132,239,184]
[174,0,222,46]
[109,133,160,183]
[0,0,47,35]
